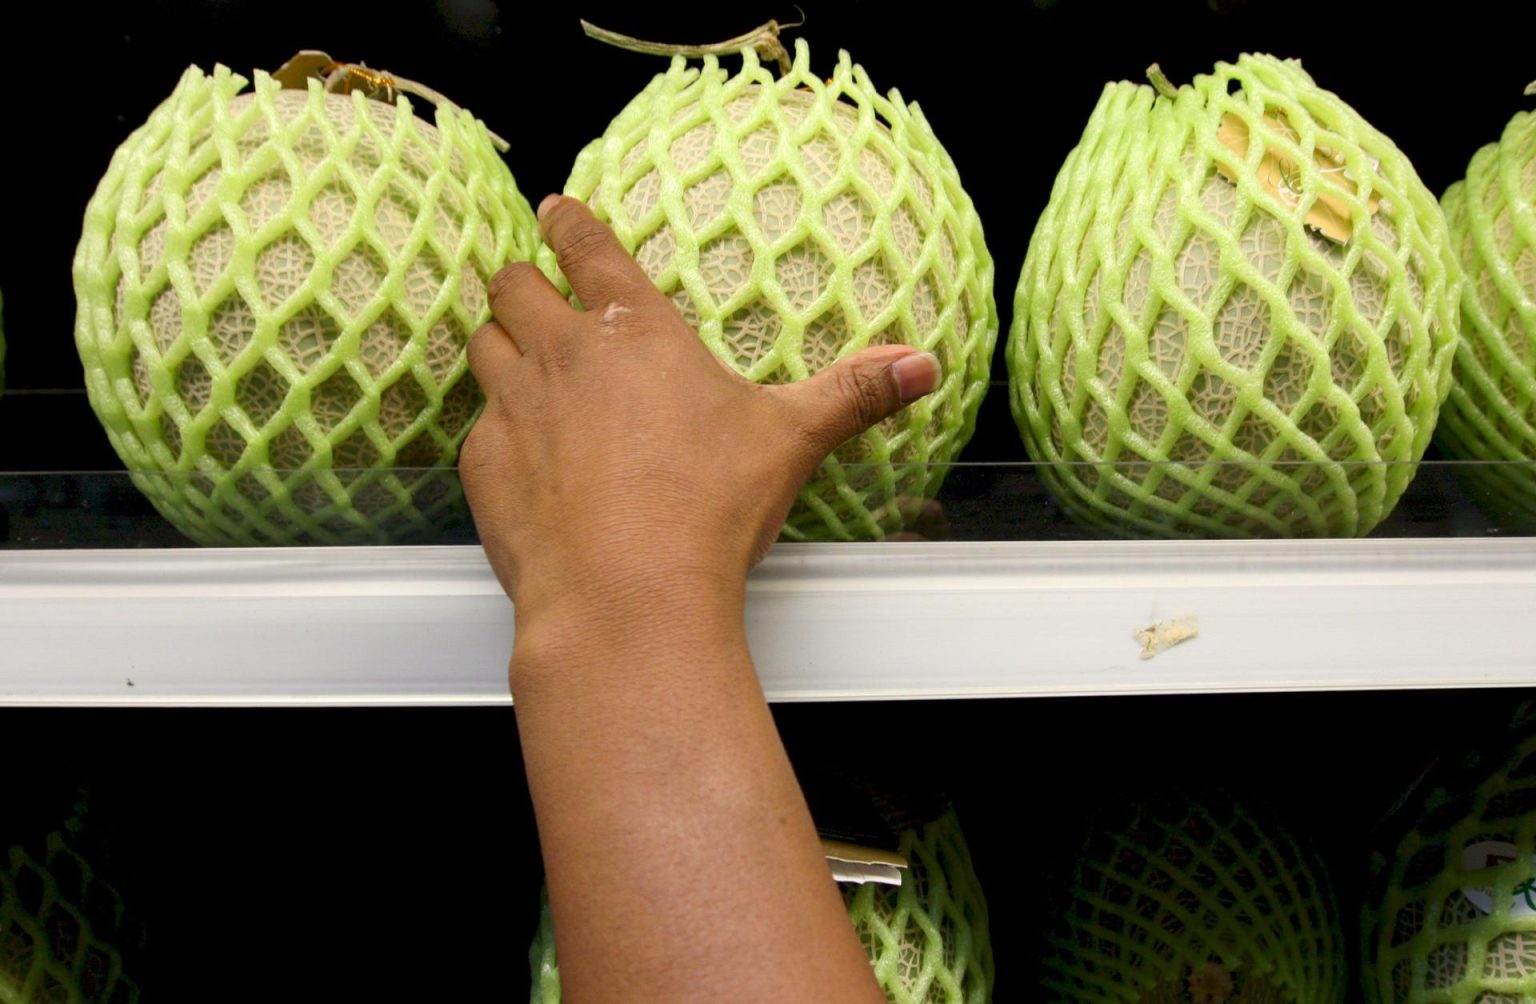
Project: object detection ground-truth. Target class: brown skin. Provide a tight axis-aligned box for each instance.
[461,195,939,1004]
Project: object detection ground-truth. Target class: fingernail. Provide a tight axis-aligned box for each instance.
[537,194,561,220]
[891,352,941,403]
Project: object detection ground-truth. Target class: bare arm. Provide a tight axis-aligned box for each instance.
[460,196,939,1003]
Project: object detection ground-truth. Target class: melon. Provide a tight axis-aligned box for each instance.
[73,64,537,545]
[528,810,993,1003]
[2,826,139,1002]
[1009,54,1459,538]
[555,40,996,541]
[1435,91,1536,524]
[1364,711,1536,1003]
[1044,790,1346,1003]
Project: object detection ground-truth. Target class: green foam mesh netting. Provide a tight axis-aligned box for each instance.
[73,65,538,546]
[1044,790,1346,1003]
[1435,101,1536,523]
[1,828,139,1003]
[1009,54,1460,538]
[527,810,993,1003]
[554,40,997,542]
[1365,708,1536,1003]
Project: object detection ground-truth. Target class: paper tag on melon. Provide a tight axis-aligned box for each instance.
[1216,109,1380,244]
[1461,840,1536,916]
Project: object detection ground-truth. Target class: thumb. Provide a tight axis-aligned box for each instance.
[783,346,942,455]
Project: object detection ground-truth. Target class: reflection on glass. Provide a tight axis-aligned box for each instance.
[0,460,1530,549]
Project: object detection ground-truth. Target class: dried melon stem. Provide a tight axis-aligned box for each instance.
[580,14,803,75]
[272,50,510,151]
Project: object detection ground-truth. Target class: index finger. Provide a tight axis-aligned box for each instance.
[538,195,657,313]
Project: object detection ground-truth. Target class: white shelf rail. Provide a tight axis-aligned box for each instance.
[2,538,1534,705]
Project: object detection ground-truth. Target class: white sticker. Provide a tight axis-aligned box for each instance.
[828,860,905,886]
[820,839,908,887]
[1462,841,1536,916]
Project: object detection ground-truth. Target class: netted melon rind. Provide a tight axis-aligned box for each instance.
[1,830,140,1003]
[1435,107,1536,523]
[527,810,993,1003]
[1009,54,1459,538]
[1044,791,1346,1004]
[73,64,538,545]
[844,811,994,1004]
[554,40,997,542]
[528,887,560,1004]
[1364,719,1536,1004]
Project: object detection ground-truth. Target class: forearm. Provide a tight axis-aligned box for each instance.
[463,197,939,1002]
[511,591,884,1004]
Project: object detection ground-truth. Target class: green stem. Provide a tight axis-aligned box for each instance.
[1146,63,1179,99]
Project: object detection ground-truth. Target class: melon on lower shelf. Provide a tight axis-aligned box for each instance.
[1044,789,1346,1003]
[1365,708,1536,1003]
[528,810,993,1003]
[1,825,139,1003]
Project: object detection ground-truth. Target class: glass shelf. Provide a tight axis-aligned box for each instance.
[1,459,1528,549]
[5,386,1534,548]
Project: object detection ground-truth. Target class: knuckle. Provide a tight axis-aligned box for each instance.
[465,324,510,379]
[554,219,615,271]
[539,340,577,374]
[466,322,500,356]
[486,262,535,304]
[486,264,518,303]
[836,364,889,430]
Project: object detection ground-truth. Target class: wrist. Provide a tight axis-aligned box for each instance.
[509,569,748,692]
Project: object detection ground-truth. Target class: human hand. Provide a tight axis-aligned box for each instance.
[460,196,940,634]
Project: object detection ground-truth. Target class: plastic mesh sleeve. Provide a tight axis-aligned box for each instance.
[73,64,538,545]
[1,830,139,1003]
[843,811,995,1004]
[551,40,998,542]
[1435,107,1536,523]
[1008,54,1459,538]
[527,810,994,1003]
[1365,713,1536,1003]
[1043,790,1346,1003]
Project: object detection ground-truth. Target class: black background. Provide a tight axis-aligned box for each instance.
[2,1,1534,999]
[0,690,1516,999]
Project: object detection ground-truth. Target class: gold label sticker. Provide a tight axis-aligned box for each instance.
[271,51,337,91]
[1216,109,1381,244]
[271,51,401,100]
[266,51,510,152]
